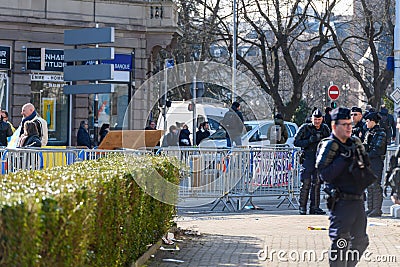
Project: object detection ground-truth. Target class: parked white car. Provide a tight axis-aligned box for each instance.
[199,120,299,147]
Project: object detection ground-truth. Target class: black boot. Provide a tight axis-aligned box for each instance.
[299,207,307,215]
[309,180,326,215]
[310,207,326,215]
[298,179,311,215]
[368,183,383,217]
[366,185,373,215]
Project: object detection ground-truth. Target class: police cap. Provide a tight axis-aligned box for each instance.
[364,112,381,122]
[351,106,362,113]
[312,109,323,118]
[330,107,351,121]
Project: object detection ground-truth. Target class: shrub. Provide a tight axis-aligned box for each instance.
[0,155,180,266]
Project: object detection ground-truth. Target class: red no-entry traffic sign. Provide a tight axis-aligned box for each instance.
[328,85,340,100]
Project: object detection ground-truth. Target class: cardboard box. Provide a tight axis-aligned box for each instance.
[98,130,164,150]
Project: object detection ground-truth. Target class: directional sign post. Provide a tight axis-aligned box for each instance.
[64,27,115,146]
[328,85,340,100]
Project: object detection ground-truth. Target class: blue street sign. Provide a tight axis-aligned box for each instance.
[166,59,174,68]
[102,54,132,71]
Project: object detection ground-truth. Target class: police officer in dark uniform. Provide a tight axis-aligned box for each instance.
[294,109,331,215]
[316,107,370,267]
[363,112,386,217]
[351,106,366,141]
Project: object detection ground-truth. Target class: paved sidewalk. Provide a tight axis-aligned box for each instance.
[146,198,400,266]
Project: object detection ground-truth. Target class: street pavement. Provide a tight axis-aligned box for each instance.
[145,196,400,266]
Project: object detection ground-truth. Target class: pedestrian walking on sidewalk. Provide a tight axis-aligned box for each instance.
[294,109,330,215]
[316,107,372,267]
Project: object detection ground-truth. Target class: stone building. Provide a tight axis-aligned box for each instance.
[0,0,181,146]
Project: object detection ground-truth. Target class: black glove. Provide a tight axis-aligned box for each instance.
[309,134,320,143]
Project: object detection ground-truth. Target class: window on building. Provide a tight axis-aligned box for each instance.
[95,84,129,130]
[31,81,69,145]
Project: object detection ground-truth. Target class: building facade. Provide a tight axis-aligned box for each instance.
[0,0,181,145]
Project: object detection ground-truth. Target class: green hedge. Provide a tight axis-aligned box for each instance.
[0,155,180,266]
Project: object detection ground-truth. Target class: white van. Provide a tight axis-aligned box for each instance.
[157,101,229,142]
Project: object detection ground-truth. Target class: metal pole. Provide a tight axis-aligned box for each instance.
[129,48,135,129]
[163,59,167,131]
[232,0,237,103]
[192,76,197,146]
[93,23,99,146]
[395,0,400,145]
[94,93,99,146]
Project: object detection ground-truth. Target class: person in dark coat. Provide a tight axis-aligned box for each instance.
[145,120,156,130]
[316,107,370,267]
[385,113,400,205]
[294,109,331,215]
[323,106,332,131]
[77,120,92,148]
[18,120,41,147]
[351,106,366,141]
[99,123,110,144]
[196,121,211,145]
[0,114,13,147]
[179,124,191,146]
[162,125,179,147]
[363,112,386,217]
[378,105,396,144]
[220,101,245,147]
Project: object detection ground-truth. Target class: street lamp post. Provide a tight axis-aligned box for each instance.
[192,76,197,146]
[394,0,400,144]
[232,0,237,103]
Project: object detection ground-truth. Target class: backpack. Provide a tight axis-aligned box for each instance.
[269,124,282,144]
[221,111,240,130]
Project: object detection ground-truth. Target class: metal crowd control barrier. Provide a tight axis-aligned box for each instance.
[158,146,301,211]
[157,147,231,207]
[1,148,150,174]
[1,148,79,174]
[76,148,150,161]
[227,147,301,210]
[2,145,398,210]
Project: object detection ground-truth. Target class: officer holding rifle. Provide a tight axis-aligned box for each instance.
[316,107,376,267]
